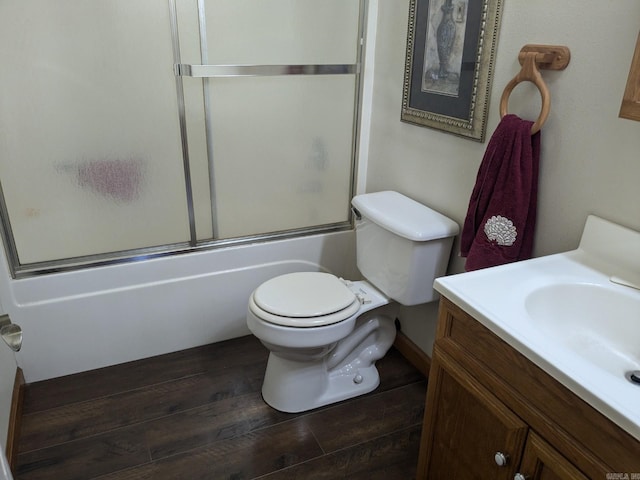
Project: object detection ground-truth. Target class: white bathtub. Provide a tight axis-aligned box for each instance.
[0,231,357,382]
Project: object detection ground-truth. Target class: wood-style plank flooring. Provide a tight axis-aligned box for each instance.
[16,335,426,480]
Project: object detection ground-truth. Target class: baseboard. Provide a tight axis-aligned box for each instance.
[393,331,431,378]
[6,367,24,472]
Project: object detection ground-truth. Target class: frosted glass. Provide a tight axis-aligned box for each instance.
[210,75,355,238]
[203,0,361,65]
[0,0,362,271]
[0,0,191,263]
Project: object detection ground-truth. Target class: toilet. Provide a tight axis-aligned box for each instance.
[246,191,459,412]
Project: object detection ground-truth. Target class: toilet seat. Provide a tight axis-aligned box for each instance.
[251,272,360,327]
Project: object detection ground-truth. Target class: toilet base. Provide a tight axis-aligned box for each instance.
[261,352,381,413]
[260,311,397,413]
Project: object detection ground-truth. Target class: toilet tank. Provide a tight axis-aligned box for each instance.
[351,191,459,305]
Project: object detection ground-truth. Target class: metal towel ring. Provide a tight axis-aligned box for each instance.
[499,52,551,135]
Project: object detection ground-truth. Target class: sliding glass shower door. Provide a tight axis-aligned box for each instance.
[0,0,364,276]
[176,0,362,239]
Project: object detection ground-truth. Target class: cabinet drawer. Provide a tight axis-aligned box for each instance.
[436,297,639,476]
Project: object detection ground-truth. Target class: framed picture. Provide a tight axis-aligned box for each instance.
[401,0,503,142]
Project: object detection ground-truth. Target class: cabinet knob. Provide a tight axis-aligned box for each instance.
[514,474,529,480]
[494,452,509,467]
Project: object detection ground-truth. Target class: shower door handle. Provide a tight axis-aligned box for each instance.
[174,64,358,78]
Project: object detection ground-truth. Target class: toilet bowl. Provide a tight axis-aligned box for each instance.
[246,191,459,413]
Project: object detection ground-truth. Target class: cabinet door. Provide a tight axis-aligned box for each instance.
[516,432,589,480]
[417,346,528,479]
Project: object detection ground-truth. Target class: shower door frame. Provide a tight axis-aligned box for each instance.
[0,0,368,278]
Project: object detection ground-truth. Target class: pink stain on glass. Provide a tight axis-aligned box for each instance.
[77,159,144,202]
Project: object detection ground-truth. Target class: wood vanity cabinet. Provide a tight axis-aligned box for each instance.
[417,296,640,480]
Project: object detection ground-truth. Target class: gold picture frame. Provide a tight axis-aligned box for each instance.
[401,0,503,142]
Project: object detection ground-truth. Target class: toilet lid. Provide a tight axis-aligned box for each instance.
[253,272,358,321]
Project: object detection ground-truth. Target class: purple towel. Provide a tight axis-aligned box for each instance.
[460,114,541,271]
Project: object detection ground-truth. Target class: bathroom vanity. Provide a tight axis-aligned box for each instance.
[416,216,640,479]
[417,296,639,479]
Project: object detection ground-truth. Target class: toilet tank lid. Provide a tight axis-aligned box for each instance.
[351,191,459,242]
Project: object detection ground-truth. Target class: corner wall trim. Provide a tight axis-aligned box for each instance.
[6,367,24,472]
[393,331,431,377]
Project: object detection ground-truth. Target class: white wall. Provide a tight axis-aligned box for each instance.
[366,1,640,354]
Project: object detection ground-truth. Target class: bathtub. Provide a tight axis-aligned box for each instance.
[0,231,357,382]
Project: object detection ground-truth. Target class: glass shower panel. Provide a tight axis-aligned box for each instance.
[0,0,190,264]
[210,75,356,238]
[202,0,361,65]
[200,0,361,239]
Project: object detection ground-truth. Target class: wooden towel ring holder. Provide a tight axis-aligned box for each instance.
[499,44,571,134]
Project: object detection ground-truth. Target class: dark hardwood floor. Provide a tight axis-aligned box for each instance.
[15,335,426,480]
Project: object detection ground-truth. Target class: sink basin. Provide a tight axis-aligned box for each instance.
[525,283,640,379]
